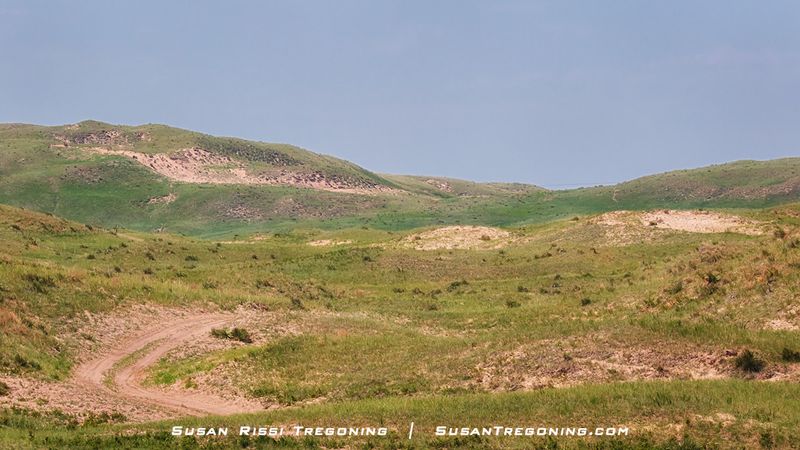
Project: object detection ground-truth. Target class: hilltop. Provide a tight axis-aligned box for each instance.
[1,121,799,237]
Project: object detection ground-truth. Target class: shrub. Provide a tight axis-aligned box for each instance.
[23,274,57,294]
[700,272,720,296]
[505,299,521,308]
[0,381,9,396]
[704,272,720,284]
[185,255,199,262]
[143,267,154,275]
[210,328,229,339]
[580,297,592,306]
[145,252,155,261]
[230,328,253,343]
[210,327,252,343]
[782,348,800,363]
[666,280,683,295]
[13,355,41,371]
[290,298,305,310]
[447,280,469,292]
[255,279,273,289]
[517,285,529,293]
[734,350,764,373]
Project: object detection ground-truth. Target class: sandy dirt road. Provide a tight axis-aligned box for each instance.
[74,312,263,417]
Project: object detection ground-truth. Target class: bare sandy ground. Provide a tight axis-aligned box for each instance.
[594,210,763,235]
[589,210,764,246]
[639,210,763,235]
[403,226,512,250]
[307,239,353,247]
[85,147,395,195]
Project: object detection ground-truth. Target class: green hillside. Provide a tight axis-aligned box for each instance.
[1,121,799,238]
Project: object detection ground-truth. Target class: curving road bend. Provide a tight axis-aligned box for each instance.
[74,312,263,417]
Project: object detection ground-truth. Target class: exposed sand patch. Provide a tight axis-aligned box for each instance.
[308,239,353,247]
[425,178,452,192]
[640,210,763,235]
[403,226,512,250]
[764,319,799,331]
[84,146,394,194]
[589,210,763,246]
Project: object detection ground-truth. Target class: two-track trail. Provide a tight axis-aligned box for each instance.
[74,312,262,417]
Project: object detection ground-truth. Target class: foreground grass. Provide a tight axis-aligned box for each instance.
[2,379,797,449]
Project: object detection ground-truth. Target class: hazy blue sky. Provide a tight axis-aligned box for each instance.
[2,1,799,187]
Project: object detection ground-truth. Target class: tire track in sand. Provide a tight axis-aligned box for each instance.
[74,312,263,417]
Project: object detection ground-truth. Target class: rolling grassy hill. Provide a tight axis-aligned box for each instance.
[2,201,800,448]
[1,121,799,239]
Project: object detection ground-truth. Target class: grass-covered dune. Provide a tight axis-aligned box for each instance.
[2,121,800,237]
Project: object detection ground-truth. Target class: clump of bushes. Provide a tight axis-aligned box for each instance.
[734,350,764,373]
[782,348,800,363]
[210,327,253,343]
